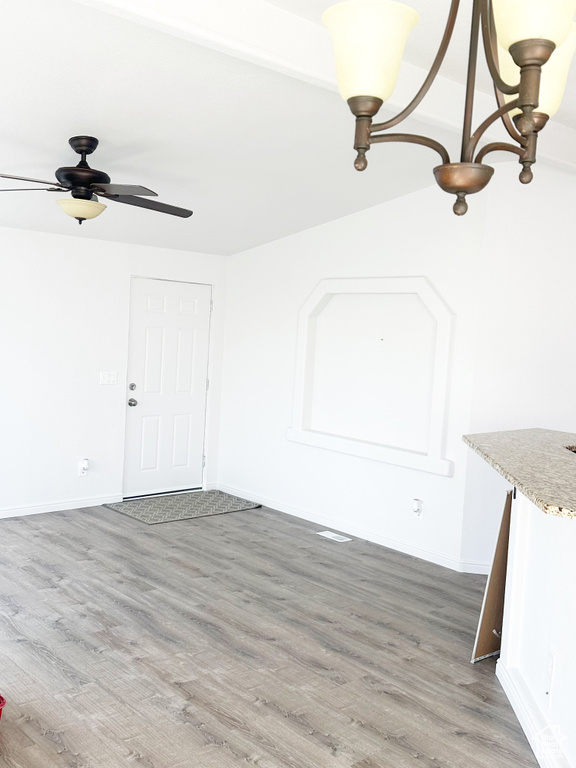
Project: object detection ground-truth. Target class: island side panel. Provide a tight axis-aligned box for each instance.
[497,492,576,767]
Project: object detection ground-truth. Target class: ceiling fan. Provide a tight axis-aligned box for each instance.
[0,136,193,224]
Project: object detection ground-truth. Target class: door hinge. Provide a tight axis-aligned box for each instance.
[210,299,213,312]
[202,456,206,468]
[206,377,210,390]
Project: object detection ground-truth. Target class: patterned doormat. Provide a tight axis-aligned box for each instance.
[104,490,260,525]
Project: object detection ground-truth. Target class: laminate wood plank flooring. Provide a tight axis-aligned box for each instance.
[0,505,537,768]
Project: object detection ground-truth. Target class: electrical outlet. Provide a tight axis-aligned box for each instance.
[78,459,89,477]
[412,499,423,517]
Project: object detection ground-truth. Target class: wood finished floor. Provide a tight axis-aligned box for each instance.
[0,505,537,768]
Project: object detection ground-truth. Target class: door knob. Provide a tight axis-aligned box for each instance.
[128,398,138,407]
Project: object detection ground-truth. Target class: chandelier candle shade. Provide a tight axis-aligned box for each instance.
[322,1,419,103]
[322,0,576,214]
[492,0,576,50]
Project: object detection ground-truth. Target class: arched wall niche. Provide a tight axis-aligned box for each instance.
[287,276,454,476]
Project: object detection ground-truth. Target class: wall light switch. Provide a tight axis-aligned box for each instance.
[99,371,118,385]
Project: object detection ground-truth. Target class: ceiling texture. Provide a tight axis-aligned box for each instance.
[1,0,576,255]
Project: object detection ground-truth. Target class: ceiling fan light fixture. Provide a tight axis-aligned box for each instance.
[0,136,193,221]
[57,196,107,224]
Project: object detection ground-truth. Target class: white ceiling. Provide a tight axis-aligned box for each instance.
[1,0,575,255]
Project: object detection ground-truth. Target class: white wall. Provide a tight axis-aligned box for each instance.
[0,226,226,518]
[218,162,576,572]
[3,161,576,573]
[218,185,488,571]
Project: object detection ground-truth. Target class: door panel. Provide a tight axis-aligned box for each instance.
[123,278,212,497]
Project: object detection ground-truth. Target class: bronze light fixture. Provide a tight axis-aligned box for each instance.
[323,0,576,214]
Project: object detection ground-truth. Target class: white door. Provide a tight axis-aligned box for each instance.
[123,277,212,498]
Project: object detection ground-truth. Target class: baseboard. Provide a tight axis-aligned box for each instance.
[0,495,123,520]
[216,483,489,574]
[459,560,491,575]
[496,661,571,768]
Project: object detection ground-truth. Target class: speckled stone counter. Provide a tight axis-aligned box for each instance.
[463,428,576,519]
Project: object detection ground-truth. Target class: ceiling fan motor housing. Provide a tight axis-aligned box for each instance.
[55,164,111,199]
[56,135,110,199]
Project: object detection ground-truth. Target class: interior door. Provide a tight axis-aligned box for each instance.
[123,277,212,498]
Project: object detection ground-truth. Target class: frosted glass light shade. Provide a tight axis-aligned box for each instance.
[57,197,107,221]
[322,0,419,102]
[499,23,576,117]
[493,0,576,50]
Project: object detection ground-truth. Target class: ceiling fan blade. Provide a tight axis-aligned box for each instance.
[93,183,158,197]
[0,187,61,192]
[0,172,65,187]
[102,194,193,218]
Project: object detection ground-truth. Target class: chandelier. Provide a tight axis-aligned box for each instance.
[322,0,576,214]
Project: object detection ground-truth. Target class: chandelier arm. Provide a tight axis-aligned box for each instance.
[481,0,524,145]
[464,98,520,161]
[370,0,461,133]
[480,0,520,95]
[494,86,526,145]
[370,133,450,164]
[474,142,524,163]
[460,0,482,162]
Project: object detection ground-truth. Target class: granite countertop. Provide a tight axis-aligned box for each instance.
[463,428,576,519]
